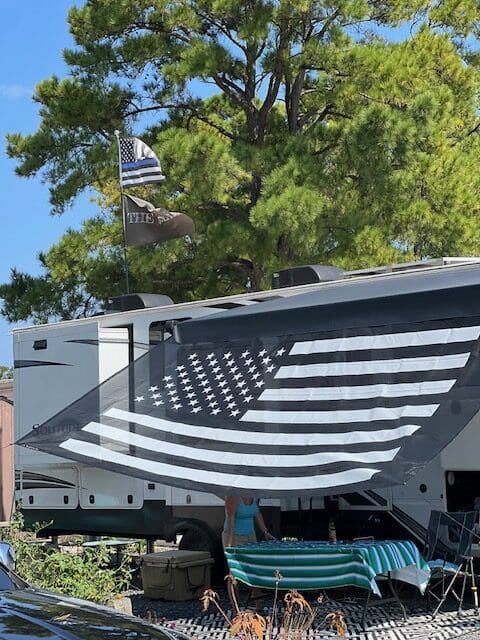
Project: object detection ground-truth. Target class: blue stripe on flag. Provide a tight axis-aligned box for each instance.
[122,158,159,170]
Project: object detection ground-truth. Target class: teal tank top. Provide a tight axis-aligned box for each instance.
[224,499,258,535]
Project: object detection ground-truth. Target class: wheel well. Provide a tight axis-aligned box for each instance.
[167,518,225,584]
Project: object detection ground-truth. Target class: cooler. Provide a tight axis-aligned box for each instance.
[140,550,214,601]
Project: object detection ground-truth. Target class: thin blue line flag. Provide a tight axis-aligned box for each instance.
[119,137,165,188]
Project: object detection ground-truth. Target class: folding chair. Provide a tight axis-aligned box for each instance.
[424,510,478,618]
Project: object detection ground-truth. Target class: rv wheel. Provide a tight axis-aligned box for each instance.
[178,520,224,584]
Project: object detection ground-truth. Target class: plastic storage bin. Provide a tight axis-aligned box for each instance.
[140,550,214,600]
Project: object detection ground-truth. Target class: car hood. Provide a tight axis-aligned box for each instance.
[0,589,182,640]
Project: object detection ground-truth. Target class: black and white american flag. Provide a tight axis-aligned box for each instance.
[18,318,480,497]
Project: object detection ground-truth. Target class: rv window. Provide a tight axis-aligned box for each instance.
[445,470,480,513]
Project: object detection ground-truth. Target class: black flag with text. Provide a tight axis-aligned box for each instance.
[123,194,194,246]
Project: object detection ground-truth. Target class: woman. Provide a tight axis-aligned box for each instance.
[223,495,275,610]
[223,495,275,548]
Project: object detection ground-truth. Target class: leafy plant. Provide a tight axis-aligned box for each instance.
[201,572,347,639]
[1,509,131,603]
[0,366,13,380]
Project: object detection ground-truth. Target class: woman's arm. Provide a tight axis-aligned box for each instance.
[224,496,239,547]
[255,504,276,540]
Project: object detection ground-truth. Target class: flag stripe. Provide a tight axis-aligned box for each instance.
[241,404,438,424]
[122,176,166,187]
[289,325,480,355]
[263,369,465,388]
[71,430,391,476]
[83,422,401,467]
[122,158,159,170]
[276,352,470,379]
[281,341,471,365]
[122,176,164,187]
[105,407,421,444]
[58,439,380,490]
[259,379,456,402]
[122,171,165,186]
[122,166,164,179]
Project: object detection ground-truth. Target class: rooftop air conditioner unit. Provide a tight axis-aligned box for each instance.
[105,293,174,313]
[271,265,344,289]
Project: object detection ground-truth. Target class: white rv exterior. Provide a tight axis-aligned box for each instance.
[14,286,291,550]
[13,257,480,554]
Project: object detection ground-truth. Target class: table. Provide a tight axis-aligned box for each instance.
[224,540,430,597]
[82,538,142,564]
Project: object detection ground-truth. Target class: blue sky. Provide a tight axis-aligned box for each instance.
[0,1,89,365]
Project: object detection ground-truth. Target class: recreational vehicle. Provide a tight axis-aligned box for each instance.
[13,257,480,565]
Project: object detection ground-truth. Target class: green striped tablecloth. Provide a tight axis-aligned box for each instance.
[224,540,430,597]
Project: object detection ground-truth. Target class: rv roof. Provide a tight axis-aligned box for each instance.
[11,256,480,334]
[175,257,480,342]
[344,256,480,278]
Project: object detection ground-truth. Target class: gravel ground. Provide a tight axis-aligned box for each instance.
[452,632,480,640]
[130,585,233,623]
[127,588,480,640]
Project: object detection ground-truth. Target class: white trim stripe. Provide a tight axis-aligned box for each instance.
[58,439,380,490]
[241,404,438,424]
[82,422,401,467]
[259,380,456,402]
[290,326,480,355]
[276,353,470,379]
[105,408,421,445]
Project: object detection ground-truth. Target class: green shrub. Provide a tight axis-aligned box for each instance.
[1,510,131,603]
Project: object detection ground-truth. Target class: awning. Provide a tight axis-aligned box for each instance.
[17,263,480,497]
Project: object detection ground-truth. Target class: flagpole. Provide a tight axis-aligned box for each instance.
[114,130,130,295]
